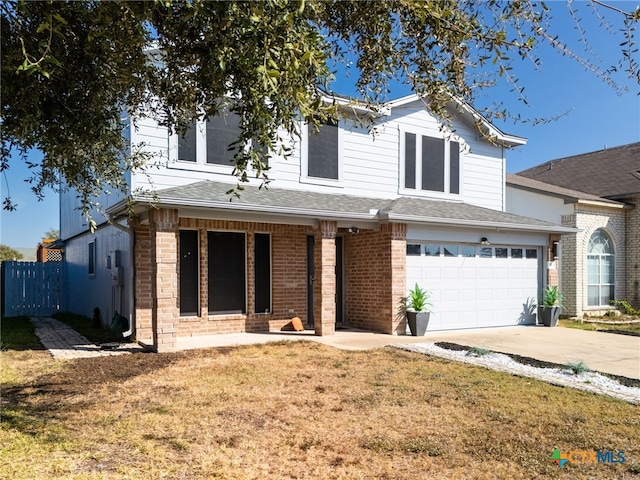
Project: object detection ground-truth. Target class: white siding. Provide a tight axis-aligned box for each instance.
[128,99,509,208]
[62,223,132,324]
[506,186,574,224]
[60,172,130,240]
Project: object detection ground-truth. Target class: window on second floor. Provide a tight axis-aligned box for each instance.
[175,107,243,167]
[403,132,460,195]
[302,118,341,184]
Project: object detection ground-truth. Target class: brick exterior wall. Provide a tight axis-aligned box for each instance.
[560,205,626,317]
[176,218,310,336]
[150,208,179,351]
[134,211,408,342]
[344,223,406,334]
[133,220,153,342]
[625,197,640,309]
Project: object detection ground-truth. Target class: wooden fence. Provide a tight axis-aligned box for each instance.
[1,261,65,317]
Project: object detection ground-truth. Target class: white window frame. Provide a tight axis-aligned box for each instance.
[587,229,615,307]
[300,120,344,187]
[399,131,462,198]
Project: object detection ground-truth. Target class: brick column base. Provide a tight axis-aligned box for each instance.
[150,208,179,352]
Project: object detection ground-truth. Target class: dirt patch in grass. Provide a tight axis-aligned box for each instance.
[2,342,640,479]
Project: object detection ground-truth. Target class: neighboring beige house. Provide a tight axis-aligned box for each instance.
[507,142,640,317]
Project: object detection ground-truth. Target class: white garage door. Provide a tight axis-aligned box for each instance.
[406,243,540,331]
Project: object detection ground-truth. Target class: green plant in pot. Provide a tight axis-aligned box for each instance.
[402,283,433,336]
[540,285,564,327]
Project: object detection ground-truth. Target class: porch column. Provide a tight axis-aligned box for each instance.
[133,219,153,343]
[385,223,407,335]
[150,208,179,352]
[315,220,337,336]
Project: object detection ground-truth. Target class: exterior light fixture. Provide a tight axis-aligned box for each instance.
[480,237,490,245]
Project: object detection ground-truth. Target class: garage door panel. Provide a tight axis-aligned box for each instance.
[495,289,510,301]
[478,268,493,279]
[424,267,442,281]
[443,267,461,279]
[407,245,540,331]
[443,290,459,302]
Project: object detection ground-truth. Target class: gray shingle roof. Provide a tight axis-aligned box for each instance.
[143,180,574,233]
[506,174,624,206]
[517,142,640,199]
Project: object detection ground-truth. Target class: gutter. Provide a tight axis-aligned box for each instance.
[381,212,579,234]
[132,194,383,222]
[575,199,628,209]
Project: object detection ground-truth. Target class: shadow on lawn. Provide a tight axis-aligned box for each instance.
[1,347,235,436]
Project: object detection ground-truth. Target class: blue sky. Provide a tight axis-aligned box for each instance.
[1,1,639,249]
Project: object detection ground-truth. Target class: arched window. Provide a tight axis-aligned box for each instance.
[587,229,615,306]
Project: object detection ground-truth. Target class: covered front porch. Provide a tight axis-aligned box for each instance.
[133,207,408,353]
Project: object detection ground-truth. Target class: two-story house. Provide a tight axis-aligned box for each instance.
[60,93,576,352]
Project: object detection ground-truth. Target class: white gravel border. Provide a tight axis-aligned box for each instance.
[396,343,640,405]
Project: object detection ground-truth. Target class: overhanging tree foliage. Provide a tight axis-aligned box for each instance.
[0,244,24,262]
[1,0,638,224]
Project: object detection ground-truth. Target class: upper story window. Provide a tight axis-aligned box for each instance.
[403,132,460,195]
[302,118,342,185]
[175,107,242,168]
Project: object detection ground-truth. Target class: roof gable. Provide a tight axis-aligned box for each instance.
[386,94,526,147]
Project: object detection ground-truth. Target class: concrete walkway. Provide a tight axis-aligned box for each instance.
[32,317,639,379]
[31,317,144,359]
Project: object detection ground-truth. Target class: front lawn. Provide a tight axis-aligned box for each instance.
[2,340,639,479]
[0,316,44,351]
[560,318,640,336]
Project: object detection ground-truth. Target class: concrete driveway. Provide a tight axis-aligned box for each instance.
[176,325,639,380]
[421,326,640,380]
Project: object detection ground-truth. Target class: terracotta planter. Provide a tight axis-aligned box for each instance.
[406,311,431,336]
[539,306,561,327]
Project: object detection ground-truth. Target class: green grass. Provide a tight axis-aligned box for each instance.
[52,312,125,344]
[0,316,43,351]
[559,318,640,336]
[466,346,492,357]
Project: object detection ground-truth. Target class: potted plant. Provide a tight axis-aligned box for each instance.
[539,285,564,327]
[402,283,433,336]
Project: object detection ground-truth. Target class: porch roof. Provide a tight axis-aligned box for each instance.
[126,180,576,233]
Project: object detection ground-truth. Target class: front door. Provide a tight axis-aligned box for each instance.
[335,236,344,327]
[307,235,344,329]
[306,235,315,328]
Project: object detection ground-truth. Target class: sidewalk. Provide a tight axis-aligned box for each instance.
[31,317,144,360]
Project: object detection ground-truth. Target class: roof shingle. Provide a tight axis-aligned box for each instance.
[517,142,640,199]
